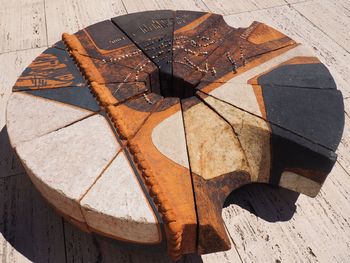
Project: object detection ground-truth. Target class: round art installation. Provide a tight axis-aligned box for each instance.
[6,10,344,260]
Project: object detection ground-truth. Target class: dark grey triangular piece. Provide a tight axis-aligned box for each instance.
[262,86,344,151]
[24,86,100,112]
[257,63,337,89]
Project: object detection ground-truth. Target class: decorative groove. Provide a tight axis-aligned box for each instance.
[62,32,183,260]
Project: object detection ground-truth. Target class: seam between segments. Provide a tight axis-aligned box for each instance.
[179,99,200,253]
[197,88,337,153]
[62,32,184,260]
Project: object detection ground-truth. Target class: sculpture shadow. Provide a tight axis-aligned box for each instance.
[224,183,299,222]
[0,125,298,263]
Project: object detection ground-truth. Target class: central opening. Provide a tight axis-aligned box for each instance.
[155,71,197,99]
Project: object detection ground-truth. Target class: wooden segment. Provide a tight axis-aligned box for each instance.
[90,82,149,106]
[279,171,322,198]
[6,92,93,147]
[173,10,208,31]
[127,99,197,259]
[13,47,86,91]
[182,97,249,179]
[106,93,163,140]
[80,151,161,244]
[15,115,120,223]
[202,44,315,85]
[62,33,158,91]
[67,20,159,88]
[173,13,234,92]
[194,22,296,85]
[75,20,139,59]
[112,11,174,95]
[182,96,250,254]
[69,49,152,85]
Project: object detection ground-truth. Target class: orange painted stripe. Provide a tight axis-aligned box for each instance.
[174,13,212,34]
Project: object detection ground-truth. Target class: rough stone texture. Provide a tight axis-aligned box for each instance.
[183,98,249,180]
[151,111,189,169]
[200,93,271,183]
[209,83,264,117]
[16,114,120,222]
[81,151,161,244]
[6,92,93,147]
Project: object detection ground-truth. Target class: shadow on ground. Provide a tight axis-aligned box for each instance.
[0,125,298,262]
[224,183,299,222]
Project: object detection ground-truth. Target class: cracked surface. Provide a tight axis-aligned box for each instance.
[6,10,345,261]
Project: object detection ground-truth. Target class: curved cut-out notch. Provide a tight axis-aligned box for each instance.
[181,96,252,254]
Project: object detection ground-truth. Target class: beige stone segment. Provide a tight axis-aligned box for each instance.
[16,114,120,222]
[6,92,93,147]
[151,110,189,169]
[80,151,161,244]
[279,171,321,198]
[201,94,271,183]
[209,83,263,117]
[183,100,249,180]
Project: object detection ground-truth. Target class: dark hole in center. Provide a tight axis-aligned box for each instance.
[156,71,197,99]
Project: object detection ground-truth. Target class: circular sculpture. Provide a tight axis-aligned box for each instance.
[6,10,344,260]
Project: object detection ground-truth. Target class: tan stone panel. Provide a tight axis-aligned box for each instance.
[6,92,93,147]
[198,92,271,183]
[151,110,189,169]
[183,98,249,180]
[279,171,321,198]
[208,83,264,117]
[16,115,120,222]
[81,151,161,244]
